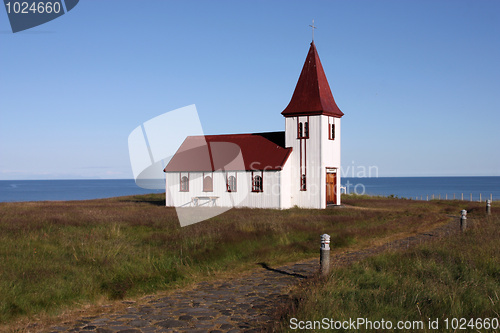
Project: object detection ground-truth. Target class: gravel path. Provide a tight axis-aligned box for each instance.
[46,219,457,333]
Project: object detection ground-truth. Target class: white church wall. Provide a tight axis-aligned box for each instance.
[303,116,323,208]
[240,171,281,208]
[280,161,292,209]
[322,116,341,168]
[285,115,342,208]
[165,171,282,209]
[285,116,324,209]
[322,116,341,205]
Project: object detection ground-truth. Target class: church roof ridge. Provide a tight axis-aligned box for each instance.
[163,131,292,172]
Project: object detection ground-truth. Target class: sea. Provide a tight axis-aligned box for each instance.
[0,179,163,203]
[0,177,499,203]
[343,176,500,201]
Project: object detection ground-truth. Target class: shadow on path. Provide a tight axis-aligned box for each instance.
[257,262,308,279]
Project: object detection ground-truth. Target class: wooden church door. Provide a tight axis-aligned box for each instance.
[326,171,336,205]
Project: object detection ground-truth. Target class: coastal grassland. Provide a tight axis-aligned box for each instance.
[0,194,486,327]
[275,203,500,332]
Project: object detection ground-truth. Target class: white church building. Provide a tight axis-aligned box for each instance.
[164,41,344,209]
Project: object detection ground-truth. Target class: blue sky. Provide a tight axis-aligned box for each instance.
[1,0,499,180]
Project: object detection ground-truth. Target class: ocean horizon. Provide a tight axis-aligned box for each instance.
[0,176,499,203]
[0,179,162,203]
[343,176,500,201]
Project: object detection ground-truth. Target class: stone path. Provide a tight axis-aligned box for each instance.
[47,220,457,333]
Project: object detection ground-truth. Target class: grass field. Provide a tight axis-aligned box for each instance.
[0,193,492,329]
[275,200,500,332]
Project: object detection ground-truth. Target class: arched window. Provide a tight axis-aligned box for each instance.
[203,175,213,192]
[180,175,189,192]
[227,175,237,192]
[298,122,303,138]
[252,175,263,192]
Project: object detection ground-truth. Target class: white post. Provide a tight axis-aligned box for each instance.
[460,210,467,232]
[486,200,491,215]
[320,234,331,276]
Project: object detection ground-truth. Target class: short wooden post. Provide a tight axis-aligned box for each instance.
[486,200,491,215]
[446,194,448,200]
[320,234,331,276]
[460,210,467,232]
[480,193,482,202]
[461,193,464,201]
[470,193,473,202]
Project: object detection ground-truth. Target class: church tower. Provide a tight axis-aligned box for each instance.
[282,41,344,208]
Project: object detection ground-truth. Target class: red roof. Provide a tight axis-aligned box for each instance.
[281,42,344,118]
[163,132,292,172]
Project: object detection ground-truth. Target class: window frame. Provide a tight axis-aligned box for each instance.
[251,171,263,192]
[202,172,213,192]
[329,123,335,140]
[329,117,336,140]
[180,173,189,192]
[226,174,237,192]
[297,117,310,139]
[300,173,307,191]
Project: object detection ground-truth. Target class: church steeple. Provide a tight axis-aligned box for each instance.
[281,41,344,118]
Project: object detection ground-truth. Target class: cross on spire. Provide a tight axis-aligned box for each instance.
[309,19,317,42]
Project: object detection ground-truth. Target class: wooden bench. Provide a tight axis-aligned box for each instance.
[191,196,219,207]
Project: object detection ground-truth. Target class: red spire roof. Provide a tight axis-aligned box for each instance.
[281,42,344,118]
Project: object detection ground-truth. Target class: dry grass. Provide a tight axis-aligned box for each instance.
[273,200,500,332]
[0,193,486,330]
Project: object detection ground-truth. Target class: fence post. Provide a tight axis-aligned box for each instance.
[320,234,331,276]
[480,193,482,202]
[460,210,467,232]
[486,200,491,216]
